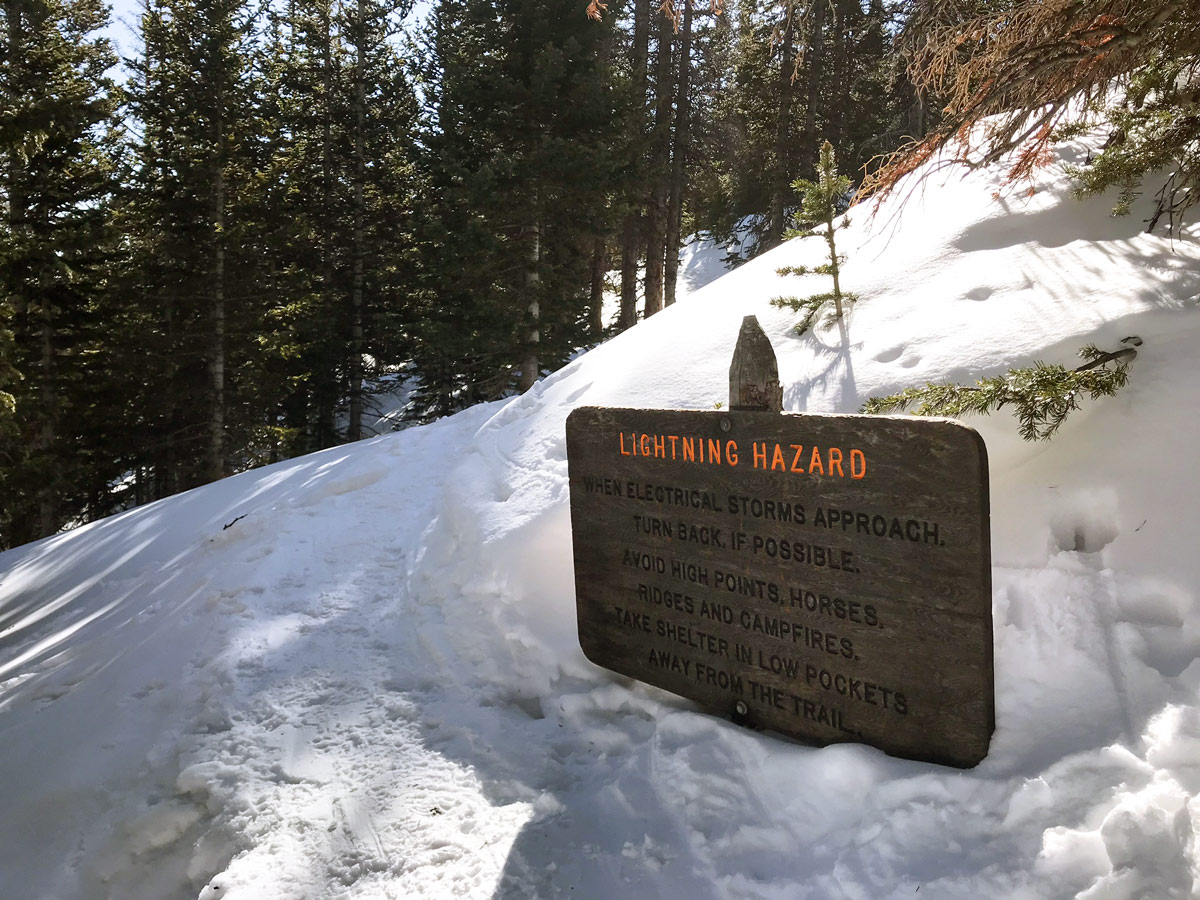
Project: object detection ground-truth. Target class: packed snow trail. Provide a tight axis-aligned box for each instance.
[2,130,1200,899]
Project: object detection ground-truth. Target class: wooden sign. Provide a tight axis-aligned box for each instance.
[566,330,992,767]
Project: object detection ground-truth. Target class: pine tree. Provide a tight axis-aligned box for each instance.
[0,0,122,545]
[763,0,800,249]
[260,0,419,449]
[617,0,651,331]
[685,0,905,260]
[663,0,695,308]
[771,140,857,334]
[413,0,619,412]
[832,0,906,168]
[702,0,791,255]
[123,0,268,493]
[0,316,14,434]
[259,0,346,453]
[678,1,736,246]
[1067,52,1200,233]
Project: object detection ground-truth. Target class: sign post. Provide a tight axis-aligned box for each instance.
[566,317,993,768]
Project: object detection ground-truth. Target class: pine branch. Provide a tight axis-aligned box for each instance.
[861,339,1139,441]
[861,2,1200,234]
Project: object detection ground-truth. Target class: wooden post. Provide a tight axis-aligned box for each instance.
[729,315,783,412]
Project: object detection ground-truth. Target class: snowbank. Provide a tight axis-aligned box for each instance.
[2,131,1199,899]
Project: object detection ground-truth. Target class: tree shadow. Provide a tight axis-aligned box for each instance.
[781,309,859,415]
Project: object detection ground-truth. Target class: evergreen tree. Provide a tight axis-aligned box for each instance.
[413,0,619,413]
[663,0,695,308]
[123,0,268,494]
[701,0,788,254]
[1068,52,1200,234]
[643,8,674,318]
[833,0,908,169]
[255,0,344,454]
[680,2,737,242]
[616,0,651,331]
[0,314,14,434]
[0,0,122,545]
[763,0,800,249]
[690,0,907,259]
[337,0,418,436]
[0,0,931,545]
[771,139,856,333]
[261,0,419,450]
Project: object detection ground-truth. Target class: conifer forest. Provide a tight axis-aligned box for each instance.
[2,0,1196,549]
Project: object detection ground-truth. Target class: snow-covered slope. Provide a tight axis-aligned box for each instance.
[3,133,1200,900]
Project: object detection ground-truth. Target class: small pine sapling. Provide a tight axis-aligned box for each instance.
[771,141,858,335]
[861,339,1140,441]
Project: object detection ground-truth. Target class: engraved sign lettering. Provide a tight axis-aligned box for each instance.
[566,407,993,768]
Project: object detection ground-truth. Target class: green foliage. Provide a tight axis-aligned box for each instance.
[771,141,858,335]
[0,0,124,545]
[0,0,951,547]
[410,0,620,416]
[873,0,1198,232]
[689,0,910,259]
[257,0,422,450]
[770,293,833,335]
[121,0,269,490]
[861,344,1135,441]
[1066,54,1200,233]
[793,141,852,227]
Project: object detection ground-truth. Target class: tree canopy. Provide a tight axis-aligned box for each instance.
[864,0,1200,233]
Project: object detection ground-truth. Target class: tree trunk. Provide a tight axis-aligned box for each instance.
[803,0,827,171]
[315,2,335,451]
[590,237,607,336]
[664,0,693,307]
[644,13,674,319]
[517,220,541,392]
[910,88,929,138]
[618,0,650,330]
[210,171,225,482]
[6,0,52,534]
[830,0,848,158]
[146,0,177,499]
[37,291,55,533]
[765,1,797,250]
[348,5,365,442]
[158,294,176,499]
[824,196,844,319]
[619,219,640,329]
[208,133,226,483]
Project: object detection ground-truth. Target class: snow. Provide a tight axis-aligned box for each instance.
[676,217,759,296]
[598,223,743,332]
[3,130,1200,899]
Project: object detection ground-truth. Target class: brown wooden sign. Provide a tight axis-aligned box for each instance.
[566,406,993,768]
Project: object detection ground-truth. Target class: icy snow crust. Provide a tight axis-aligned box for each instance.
[3,136,1200,900]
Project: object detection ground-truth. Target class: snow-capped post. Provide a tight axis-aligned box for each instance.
[729,315,783,412]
